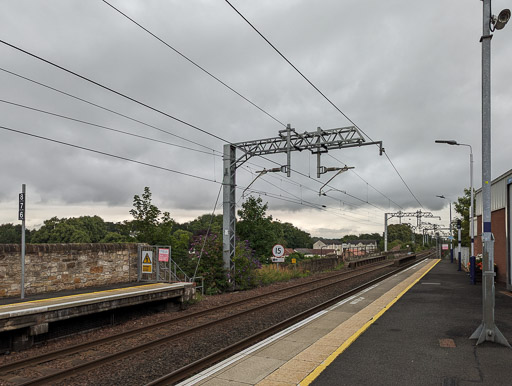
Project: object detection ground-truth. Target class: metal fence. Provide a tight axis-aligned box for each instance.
[137,245,204,294]
[342,245,379,261]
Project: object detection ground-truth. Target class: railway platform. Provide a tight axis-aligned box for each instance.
[0,281,195,352]
[182,258,512,386]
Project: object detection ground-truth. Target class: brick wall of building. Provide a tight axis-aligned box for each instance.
[0,243,139,297]
[475,208,507,284]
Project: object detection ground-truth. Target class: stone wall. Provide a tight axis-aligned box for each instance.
[0,243,139,298]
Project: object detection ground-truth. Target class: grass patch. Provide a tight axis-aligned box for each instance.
[255,264,310,285]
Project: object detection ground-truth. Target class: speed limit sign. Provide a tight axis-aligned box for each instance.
[272,244,285,258]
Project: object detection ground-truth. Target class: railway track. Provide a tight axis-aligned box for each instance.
[0,252,433,385]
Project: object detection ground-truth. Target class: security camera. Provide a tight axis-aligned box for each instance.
[495,9,511,30]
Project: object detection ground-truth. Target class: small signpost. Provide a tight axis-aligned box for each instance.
[271,244,285,263]
[19,184,26,299]
[142,251,153,273]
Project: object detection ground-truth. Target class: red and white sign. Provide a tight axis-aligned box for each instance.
[158,248,170,262]
[442,244,449,250]
[272,244,285,257]
[272,244,285,263]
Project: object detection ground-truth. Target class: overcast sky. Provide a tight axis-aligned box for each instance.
[1,0,511,238]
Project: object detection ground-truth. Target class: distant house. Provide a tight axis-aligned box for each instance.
[283,248,295,257]
[313,239,343,255]
[294,248,336,257]
[344,239,377,251]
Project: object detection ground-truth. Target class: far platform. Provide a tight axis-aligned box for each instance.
[0,282,195,351]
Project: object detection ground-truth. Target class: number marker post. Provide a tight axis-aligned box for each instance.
[19,184,26,299]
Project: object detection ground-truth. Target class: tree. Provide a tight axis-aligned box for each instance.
[30,216,107,243]
[129,187,176,244]
[386,224,413,244]
[180,214,223,236]
[454,188,474,247]
[278,222,312,248]
[0,223,31,243]
[170,229,193,268]
[237,196,284,261]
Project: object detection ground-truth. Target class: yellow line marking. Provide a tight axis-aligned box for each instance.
[0,283,164,309]
[300,259,441,386]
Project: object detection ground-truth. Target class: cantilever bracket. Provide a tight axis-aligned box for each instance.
[318,166,354,196]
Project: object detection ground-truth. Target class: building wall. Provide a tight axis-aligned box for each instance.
[0,243,138,298]
[475,209,507,284]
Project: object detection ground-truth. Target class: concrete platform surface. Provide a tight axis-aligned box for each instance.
[180,258,440,386]
[311,258,512,386]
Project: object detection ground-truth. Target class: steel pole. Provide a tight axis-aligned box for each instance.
[470,149,475,258]
[450,202,453,263]
[21,184,25,299]
[458,226,462,271]
[384,213,388,252]
[470,0,509,347]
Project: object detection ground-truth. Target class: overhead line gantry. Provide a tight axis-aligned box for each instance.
[223,124,383,271]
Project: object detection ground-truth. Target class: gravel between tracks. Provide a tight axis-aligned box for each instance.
[0,263,397,385]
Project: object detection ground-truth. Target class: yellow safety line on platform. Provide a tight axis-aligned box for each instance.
[0,283,164,308]
[300,259,441,386]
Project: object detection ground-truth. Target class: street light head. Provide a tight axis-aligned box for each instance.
[495,9,511,30]
[435,140,458,145]
[436,195,446,199]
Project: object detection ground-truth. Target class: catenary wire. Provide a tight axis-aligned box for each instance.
[0,99,217,156]
[0,125,218,183]
[327,153,403,209]
[0,67,218,153]
[1,124,366,221]
[0,65,383,213]
[224,0,423,209]
[1,66,384,213]
[0,39,229,144]
[102,0,286,128]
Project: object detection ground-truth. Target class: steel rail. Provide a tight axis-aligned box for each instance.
[13,259,400,385]
[148,252,434,385]
[0,257,393,374]
[1,253,431,385]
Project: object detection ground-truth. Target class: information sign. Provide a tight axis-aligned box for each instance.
[271,257,285,263]
[142,251,153,273]
[442,244,449,250]
[18,193,25,220]
[158,248,170,262]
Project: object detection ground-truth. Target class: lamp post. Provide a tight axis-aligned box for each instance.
[471,0,510,347]
[434,141,474,262]
[436,195,453,262]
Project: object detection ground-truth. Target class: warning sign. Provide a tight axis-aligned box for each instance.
[142,251,153,273]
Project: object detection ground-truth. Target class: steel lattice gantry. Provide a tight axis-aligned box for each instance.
[222,124,383,271]
[383,210,441,252]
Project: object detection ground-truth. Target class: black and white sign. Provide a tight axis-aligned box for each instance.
[272,244,285,257]
[272,244,285,263]
[18,193,25,221]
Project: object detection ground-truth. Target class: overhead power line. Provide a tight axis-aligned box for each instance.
[0,66,384,212]
[1,124,361,218]
[0,99,218,156]
[0,125,217,183]
[0,67,218,154]
[224,0,423,209]
[102,0,286,128]
[327,153,403,209]
[0,39,229,144]
[101,1,395,214]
